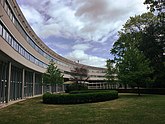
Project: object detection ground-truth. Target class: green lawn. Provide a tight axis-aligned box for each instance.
[0,93,165,124]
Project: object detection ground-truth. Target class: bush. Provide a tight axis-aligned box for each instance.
[43,90,118,104]
[65,83,88,93]
[116,88,165,95]
[69,90,111,94]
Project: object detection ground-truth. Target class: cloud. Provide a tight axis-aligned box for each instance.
[66,43,106,67]
[16,0,148,67]
[72,43,91,51]
[65,50,106,68]
[20,5,44,34]
[74,0,148,42]
[17,0,148,42]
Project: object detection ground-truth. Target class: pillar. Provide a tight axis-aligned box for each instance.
[56,84,58,92]
[33,72,35,96]
[22,69,25,99]
[7,62,11,103]
[41,78,44,94]
[62,84,65,92]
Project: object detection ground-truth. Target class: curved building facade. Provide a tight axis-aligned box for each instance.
[0,0,107,104]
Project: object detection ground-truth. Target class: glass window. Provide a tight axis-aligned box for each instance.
[35,45,39,52]
[21,48,25,56]
[0,24,2,36]
[30,55,35,63]
[5,31,9,42]
[4,2,7,12]
[25,52,30,60]
[10,12,13,20]
[31,41,35,48]
[12,17,15,24]
[15,42,18,51]
[39,61,42,67]
[7,8,10,16]
[35,59,39,65]
[11,39,15,48]
[2,27,6,39]
[43,52,46,57]
[18,45,21,54]
[8,35,11,45]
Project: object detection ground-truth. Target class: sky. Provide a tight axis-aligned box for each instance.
[16,0,148,68]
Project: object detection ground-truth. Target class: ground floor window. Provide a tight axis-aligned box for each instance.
[10,66,22,101]
[0,61,8,103]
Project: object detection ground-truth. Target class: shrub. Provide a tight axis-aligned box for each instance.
[43,90,118,104]
[65,83,88,93]
[116,88,165,95]
[69,90,110,94]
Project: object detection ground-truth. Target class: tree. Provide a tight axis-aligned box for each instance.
[43,60,64,92]
[111,12,165,88]
[111,12,156,62]
[141,20,165,87]
[144,0,165,12]
[65,66,89,92]
[105,59,117,89]
[70,66,89,84]
[118,45,153,95]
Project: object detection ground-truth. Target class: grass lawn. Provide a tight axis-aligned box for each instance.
[0,93,165,124]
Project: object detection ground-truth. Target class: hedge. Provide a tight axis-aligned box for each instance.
[69,90,111,94]
[43,90,118,104]
[65,84,88,93]
[116,88,165,95]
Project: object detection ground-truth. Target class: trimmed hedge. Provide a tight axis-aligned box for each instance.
[65,84,88,93]
[43,90,118,104]
[69,90,111,94]
[116,88,165,95]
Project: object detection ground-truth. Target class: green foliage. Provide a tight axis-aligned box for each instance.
[43,60,64,85]
[144,0,165,12]
[116,88,165,95]
[65,83,88,93]
[110,12,156,91]
[69,90,113,94]
[105,59,118,88]
[118,45,153,89]
[141,16,165,87]
[111,12,165,88]
[43,90,118,104]
[111,12,156,61]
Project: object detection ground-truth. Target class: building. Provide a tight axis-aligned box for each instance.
[0,0,107,104]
